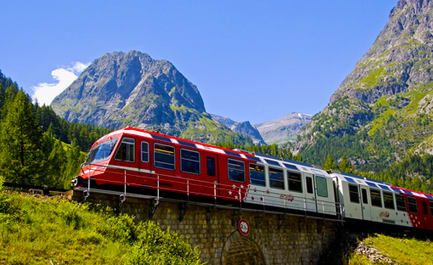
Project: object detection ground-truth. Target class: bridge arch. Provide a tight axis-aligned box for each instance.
[221,231,266,265]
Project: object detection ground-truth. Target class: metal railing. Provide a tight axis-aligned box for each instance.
[78,163,343,219]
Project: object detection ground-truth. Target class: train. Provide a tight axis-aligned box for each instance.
[72,127,433,231]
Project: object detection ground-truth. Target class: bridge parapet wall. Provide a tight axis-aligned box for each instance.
[74,191,338,265]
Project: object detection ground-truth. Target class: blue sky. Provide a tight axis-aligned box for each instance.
[1,0,397,124]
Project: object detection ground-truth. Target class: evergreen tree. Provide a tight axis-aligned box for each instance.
[0,84,5,113]
[323,154,336,171]
[338,155,353,174]
[45,140,67,188]
[63,139,85,189]
[1,84,18,119]
[0,90,44,185]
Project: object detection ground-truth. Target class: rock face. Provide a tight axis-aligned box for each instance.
[51,51,252,145]
[230,121,265,145]
[256,113,312,145]
[210,114,265,145]
[211,114,236,128]
[297,0,433,170]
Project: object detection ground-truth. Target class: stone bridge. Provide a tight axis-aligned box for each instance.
[73,190,339,265]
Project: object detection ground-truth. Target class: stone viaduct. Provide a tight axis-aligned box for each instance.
[73,190,340,265]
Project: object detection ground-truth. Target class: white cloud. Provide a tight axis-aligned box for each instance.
[32,62,90,106]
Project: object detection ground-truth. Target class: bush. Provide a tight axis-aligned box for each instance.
[124,221,203,265]
[0,192,203,264]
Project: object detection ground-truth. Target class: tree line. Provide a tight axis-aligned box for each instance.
[0,71,110,190]
[322,153,433,194]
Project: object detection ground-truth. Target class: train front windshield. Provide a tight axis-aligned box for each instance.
[86,137,119,164]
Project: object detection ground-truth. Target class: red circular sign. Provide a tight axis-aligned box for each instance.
[238,219,250,236]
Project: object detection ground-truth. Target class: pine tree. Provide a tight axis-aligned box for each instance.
[338,155,353,174]
[323,154,336,171]
[46,140,66,188]
[1,84,18,119]
[0,84,5,114]
[0,90,44,185]
[63,139,84,189]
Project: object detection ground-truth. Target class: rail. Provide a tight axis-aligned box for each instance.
[77,163,343,221]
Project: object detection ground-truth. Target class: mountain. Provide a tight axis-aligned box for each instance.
[210,114,266,145]
[210,114,236,128]
[230,121,265,145]
[297,0,433,171]
[256,113,312,145]
[51,51,252,145]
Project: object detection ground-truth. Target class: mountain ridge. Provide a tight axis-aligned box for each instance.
[256,113,312,145]
[51,51,252,145]
[297,0,433,171]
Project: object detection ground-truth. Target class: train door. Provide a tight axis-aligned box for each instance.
[420,199,429,229]
[427,201,433,230]
[360,187,371,221]
[109,136,139,187]
[186,151,218,198]
[304,173,317,213]
[346,183,363,220]
[137,139,155,190]
[314,175,335,215]
[217,156,248,202]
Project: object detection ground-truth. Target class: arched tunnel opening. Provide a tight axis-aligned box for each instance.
[221,232,266,265]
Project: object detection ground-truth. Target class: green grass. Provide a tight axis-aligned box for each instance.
[180,117,253,145]
[360,67,387,90]
[0,191,203,265]
[368,108,395,136]
[349,234,433,265]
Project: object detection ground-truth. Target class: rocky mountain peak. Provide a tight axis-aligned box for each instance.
[51,51,205,130]
[50,51,252,145]
[297,0,433,170]
[255,113,312,145]
[331,0,433,104]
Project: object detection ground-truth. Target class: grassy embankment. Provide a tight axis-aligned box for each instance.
[349,233,433,265]
[0,189,203,265]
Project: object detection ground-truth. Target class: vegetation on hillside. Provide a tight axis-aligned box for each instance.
[216,142,302,162]
[0,190,202,264]
[0,70,109,190]
[349,234,433,265]
[181,117,253,146]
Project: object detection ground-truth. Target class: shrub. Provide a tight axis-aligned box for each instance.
[124,221,203,265]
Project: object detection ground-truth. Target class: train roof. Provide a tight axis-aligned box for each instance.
[97,127,260,159]
[96,127,329,176]
[98,127,433,199]
[333,171,433,200]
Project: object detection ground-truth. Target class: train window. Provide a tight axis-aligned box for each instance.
[180,149,200,175]
[86,137,118,164]
[306,177,313,194]
[288,172,302,193]
[429,201,433,216]
[370,189,382,207]
[408,197,418,213]
[316,176,328,198]
[348,184,359,203]
[361,189,368,204]
[423,201,428,215]
[228,159,245,182]
[141,141,149,162]
[269,168,284,190]
[396,195,406,211]
[249,164,265,187]
[154,143,175,170]
[207,157,216,176]
[383,191,395,210]
[114,137,135,162]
